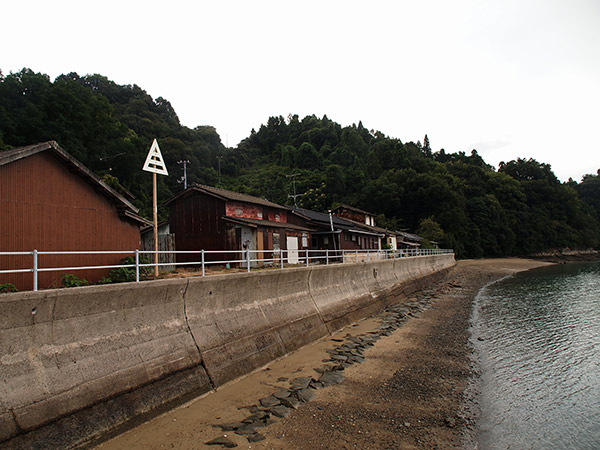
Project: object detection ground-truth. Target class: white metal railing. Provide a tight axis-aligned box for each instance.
[0,248,454,291]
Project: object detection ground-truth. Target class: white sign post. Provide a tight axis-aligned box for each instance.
[142,139,168,277]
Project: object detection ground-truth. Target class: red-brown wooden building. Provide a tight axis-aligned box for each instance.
[0,141,149,290]
[165,184,312,266]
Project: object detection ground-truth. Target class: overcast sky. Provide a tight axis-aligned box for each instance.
[3,0,599,182]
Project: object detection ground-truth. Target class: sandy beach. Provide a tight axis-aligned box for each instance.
[93,258,551,450]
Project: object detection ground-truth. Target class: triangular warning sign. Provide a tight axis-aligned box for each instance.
[142,139,168,175]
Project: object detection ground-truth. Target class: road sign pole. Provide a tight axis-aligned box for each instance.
[153,172,159,277]
[142,138,168,279]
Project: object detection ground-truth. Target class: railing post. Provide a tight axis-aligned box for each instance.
[32,249,38,291]
[281,250,284,269]
[342,250,345,264]
[135,249,140,282]
[201,250,205,277]
[306,249,309,267]
[326,249,329,265]
[247,249,251,273]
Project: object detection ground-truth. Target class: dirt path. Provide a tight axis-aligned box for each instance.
[94,258,550,450]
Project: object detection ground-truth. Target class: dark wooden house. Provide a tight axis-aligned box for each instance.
[0,141,149,290]
[331,205,387,250]
[291,207,383,252]
[165,185,312,266]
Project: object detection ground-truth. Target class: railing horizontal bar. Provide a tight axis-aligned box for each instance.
[37,264,136,272]
[0,268,33,274]
[0,252,33,256]
[37,251,136,255]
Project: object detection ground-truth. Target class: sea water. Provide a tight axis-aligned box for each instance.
[471,262,600,450]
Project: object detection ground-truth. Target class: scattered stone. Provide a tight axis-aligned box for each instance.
[290,376,312,390]
[259,396,280,408]
[205,436,237,447]
[273,390,291,400]
[320,370,345,386]
[445,417,456,428]
[247,433,266,443]
[235,421,266,435]
[216,422,244,431]
[270,404,292,418]
[310,380,324,389]
[295,388,316,402]
[243,411,269,423]
[348,355,365,364]
[277,377,288,382]
[280,395,300,409]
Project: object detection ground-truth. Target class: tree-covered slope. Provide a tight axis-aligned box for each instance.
[1,69,598,257]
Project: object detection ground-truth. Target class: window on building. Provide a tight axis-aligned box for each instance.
[275,214,280,222]
[323,236,329,245]
[235,208,243,216]
[257,211,263,219]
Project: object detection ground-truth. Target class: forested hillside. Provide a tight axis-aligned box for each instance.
[1,68,599,257]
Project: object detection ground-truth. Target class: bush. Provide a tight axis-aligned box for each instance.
[0,283,18,293]
[101,255,152,284]
[61,274,89,288]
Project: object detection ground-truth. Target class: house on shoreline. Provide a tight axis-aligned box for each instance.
[0,141,149,290]
[165,184,312,266]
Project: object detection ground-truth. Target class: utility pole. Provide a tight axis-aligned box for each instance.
[286,173,303,207]
[217,156,223,185]
[177,160,190,190]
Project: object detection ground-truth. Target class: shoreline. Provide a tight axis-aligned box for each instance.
[95,258,551,450]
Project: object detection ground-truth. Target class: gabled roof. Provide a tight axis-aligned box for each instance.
[164,184,285,209]
[396,231,423,242]
[332,204,375,216]
[292,207,357,230]
[0,141,150,226]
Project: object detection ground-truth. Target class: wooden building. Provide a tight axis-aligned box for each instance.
[291,207,384,252]
[331,205,386,250]
[0,141,149,290]
[165,185,312,266]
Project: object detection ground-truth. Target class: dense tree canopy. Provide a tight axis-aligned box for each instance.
[1,68,598,257]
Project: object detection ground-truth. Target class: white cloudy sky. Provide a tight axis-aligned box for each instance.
[3,0,599,181]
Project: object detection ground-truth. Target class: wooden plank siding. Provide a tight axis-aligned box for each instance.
[0,151,141,290]
[169,191,231,263]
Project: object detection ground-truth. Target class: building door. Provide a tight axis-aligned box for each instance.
[241,227,256,268]
[286,236,299,264]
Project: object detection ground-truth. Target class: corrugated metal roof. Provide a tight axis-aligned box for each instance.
[0,141,148,225]
[164,184,285,209]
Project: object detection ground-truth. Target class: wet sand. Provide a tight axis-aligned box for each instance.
[94,258,550,450]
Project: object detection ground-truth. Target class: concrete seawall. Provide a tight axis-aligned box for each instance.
[0,254,455,448]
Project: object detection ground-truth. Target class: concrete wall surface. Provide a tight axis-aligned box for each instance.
[0,254,455,448]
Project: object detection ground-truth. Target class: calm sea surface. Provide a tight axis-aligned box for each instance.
[471,262,600,450]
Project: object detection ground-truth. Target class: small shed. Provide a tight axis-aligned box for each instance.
[0,141,149,290]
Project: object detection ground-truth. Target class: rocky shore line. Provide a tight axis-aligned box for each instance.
[95,258,550,450]
[529,249,600,264]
